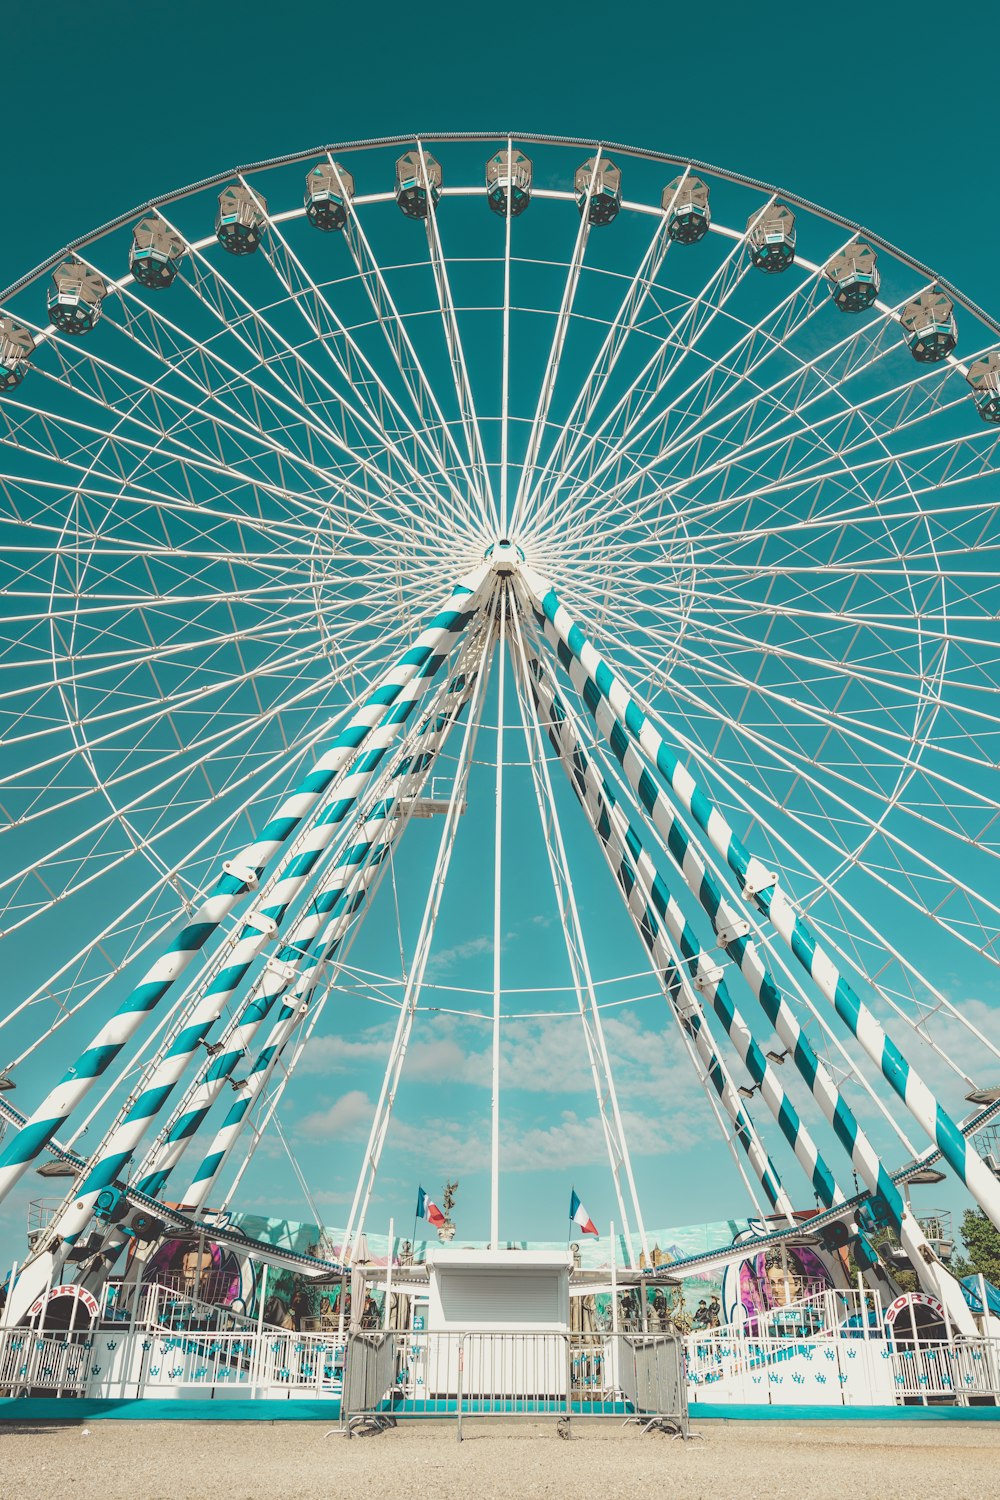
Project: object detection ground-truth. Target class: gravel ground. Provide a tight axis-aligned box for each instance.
[1,1418,998,1500]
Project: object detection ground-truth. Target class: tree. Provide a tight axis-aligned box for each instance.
[952,1210,1000,1285]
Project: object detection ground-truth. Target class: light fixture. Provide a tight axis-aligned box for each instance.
[905,1167,946,1186]
[765,1049,789,1066]
[0,1072,15,1091]
[37,1158,77,1178]
[965,1085,1000,1106]
[737,1084,757,1100]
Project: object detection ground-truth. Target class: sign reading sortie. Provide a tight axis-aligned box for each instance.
[27,1283,100,1320]
[884,1291,945,1325]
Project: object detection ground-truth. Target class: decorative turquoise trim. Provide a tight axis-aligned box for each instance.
[690,1403,1000,1422]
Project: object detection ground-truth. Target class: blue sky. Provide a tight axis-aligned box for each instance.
[1,0,999,1271]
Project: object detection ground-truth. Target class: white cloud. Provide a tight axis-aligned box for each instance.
[299,1089,372,1140]
[295,1007,709,1107]
[427,934,494,972]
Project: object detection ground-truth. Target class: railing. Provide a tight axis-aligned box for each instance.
[124,1329,343,1395]
[889,1339,1000,1403]
[686,1329,897,1405]
[4,1322,998,1412]
[0,1325,344,1399]
[26,1199,62,1237]
[0,1328,93,1397]
[98,1277,262,1335]
[341,1330,688,1439]
[753,1286,883,1340]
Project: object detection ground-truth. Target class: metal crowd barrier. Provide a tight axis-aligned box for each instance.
[341,1330,688,1439]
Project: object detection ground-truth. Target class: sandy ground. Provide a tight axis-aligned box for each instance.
[1,1418,998,1500]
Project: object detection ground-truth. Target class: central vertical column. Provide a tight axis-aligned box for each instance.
[491,587,507,1249]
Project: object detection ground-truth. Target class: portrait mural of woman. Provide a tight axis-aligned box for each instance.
[727,1241,836,1334]
[141,1237,247,1310]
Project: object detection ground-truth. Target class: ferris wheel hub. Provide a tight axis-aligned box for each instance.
[484,538,525,575]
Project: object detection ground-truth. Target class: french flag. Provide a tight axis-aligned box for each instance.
[416,1186,446,1228]
[569,1188,599,1238]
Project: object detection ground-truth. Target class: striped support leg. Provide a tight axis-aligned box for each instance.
[181,636,494,1215]
[527,652,836,1219]
[180,864,384,1212]
[46,648,481,1248]
[522,567,1000,1235]
[0,569,488,1208]
[132,663,477,1200]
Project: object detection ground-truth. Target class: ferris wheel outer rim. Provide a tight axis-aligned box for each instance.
[0,126,996,1276]
[1,128,998,341]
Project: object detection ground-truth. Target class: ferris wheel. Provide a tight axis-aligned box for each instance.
[0,132,999,1331]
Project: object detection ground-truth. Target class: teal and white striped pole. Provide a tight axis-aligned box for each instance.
[522,566,1000,1236]
[527,652,836,1219]
[0,569,488,1208]
[180,850,389,1212]
[132,662,476,1200]
[579,761,794,1219]
[36,621,484,1251]
[180,639,492,1215]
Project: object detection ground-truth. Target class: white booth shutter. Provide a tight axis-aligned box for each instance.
[437,1271,561,1328]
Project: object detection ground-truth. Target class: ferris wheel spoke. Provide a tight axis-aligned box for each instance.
[634,283,926,501]
[540,282,942,551]
[665,293,989,503]
[233,178,478,539]
[594,607,1000,884]
[0,623,398,840]
[24,307,419,543]
[336,170,490,525]
[535,233,856,540]
[151,210,455,504]
[520,195,680,525]
[510,153,600,533]
[0,387,422,565]
[642,703,1000,1078]
[623,648,1000,966]
[634,241,863,469]
[498,139,515,535]
[529,212,768,538]
[0,460,342,562]
[0,693,347,946]
[0,685,360,1065]
[64,264,393,525]
[417,141,496,532]
[592,591,952,728]
[92,219,455,545]
[668,391,1000,529]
